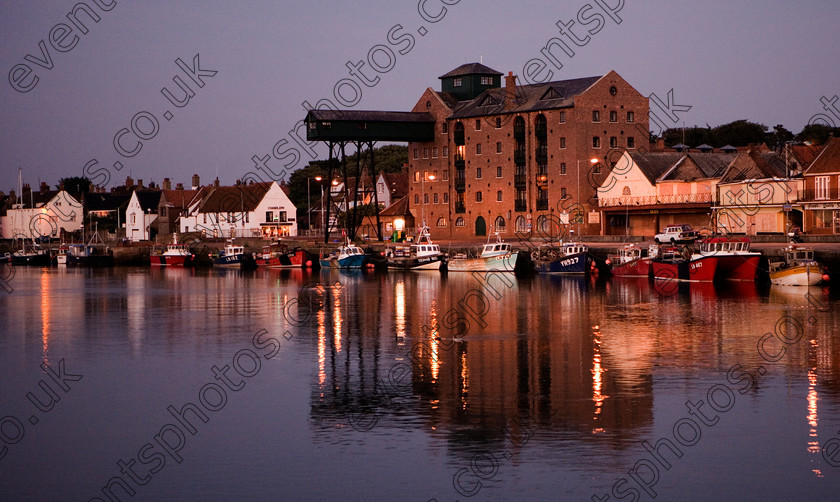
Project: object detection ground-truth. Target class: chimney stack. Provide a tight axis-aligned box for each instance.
[126,176,134,188]
[214,177,220,188]
[137,179,144,188]
[163,178,171,190]
[192,174,200,190]
[176,183,184,190]
[40,181,49,193]
[504,71,517,110]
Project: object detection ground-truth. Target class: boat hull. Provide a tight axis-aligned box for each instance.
[770,264,824,286]
[66,254,114,267]
[536,252,588,274]
[214,255,246,268]
[714,254,760,281]
[386,254,444,271]
[610,258,652,277]
[12,253,51,266]
[447,253,517,272]
[321,254,366,269]
[653,256,717,282]
[256,250,308,269]
[150,254,191,267]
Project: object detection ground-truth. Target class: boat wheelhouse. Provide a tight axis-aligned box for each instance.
[448,233,517,272]
[768,246,829,286]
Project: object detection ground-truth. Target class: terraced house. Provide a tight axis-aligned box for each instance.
[407,63,649,238]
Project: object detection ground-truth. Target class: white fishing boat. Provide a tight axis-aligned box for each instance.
[447,233,517,272]
[384,227,445,271]
[768,246,829,286]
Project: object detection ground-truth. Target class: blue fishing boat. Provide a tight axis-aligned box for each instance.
[533,242,590,274]
[319,238,366,269]
[214,240,250,268]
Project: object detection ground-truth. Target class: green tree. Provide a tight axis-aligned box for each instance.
[768,124,794,150]
[797,123,840,145]
[344,144,408,173]
[287,162,328,228]
[337,203,377,229]
[57,176,92,195]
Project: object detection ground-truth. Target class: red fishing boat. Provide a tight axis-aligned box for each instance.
[150,234,193,267]
[652,247,718,283]
[697,237,760,281]
[255,242,310,268]
[607,244,659,277]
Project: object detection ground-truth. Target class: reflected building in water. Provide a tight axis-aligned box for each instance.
[308,272,654,452]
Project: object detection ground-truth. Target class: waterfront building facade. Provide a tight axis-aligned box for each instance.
[1,184,83,240]
[802,137,840,234]
[125,190,162,242]
[179,180,298,238]
[407,63,650,238]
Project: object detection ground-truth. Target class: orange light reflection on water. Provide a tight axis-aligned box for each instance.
[40,272,51,363]
[592,324,607,427]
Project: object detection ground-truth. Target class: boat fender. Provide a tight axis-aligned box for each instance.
[823,274,830,282]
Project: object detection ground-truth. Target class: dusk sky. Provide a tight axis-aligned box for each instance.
[2,0,839,192]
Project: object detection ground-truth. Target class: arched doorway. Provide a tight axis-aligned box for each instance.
[475,216,486,236]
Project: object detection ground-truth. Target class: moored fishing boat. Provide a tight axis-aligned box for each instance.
[533,242,590,274]
[607,243,658,277]
[64,224,114,267]
[213,240,251,268]
[11,240,51,266]
[54,244,69,265]
[150,234,194,267]
[652,246,717,282]
[255,242,310,268]
[66,244,114,267]
[447,233,517,272]
[319,238,366,269]
[384,227,445,271]
[698,236,760,281]
[768,246,829,286]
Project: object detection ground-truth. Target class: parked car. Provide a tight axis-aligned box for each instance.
[654,224,699,245]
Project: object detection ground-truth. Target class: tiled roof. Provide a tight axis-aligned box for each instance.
[160,189,199,209]
[628,152,684,184]
[197,182,272,213]
[438,63,503,79]
[435,92,460,108]
[718,151,786,184]
[133,190,161,212]
[15,189,59,209]
[449,76,601,118]
[804,137,840,175]
[382,172,409,199]
[380,195,412,217]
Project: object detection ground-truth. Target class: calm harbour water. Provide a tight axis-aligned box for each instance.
[1,266,839,501]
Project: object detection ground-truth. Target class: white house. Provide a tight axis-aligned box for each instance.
[1,187,83,240]
[125,190,162,241]
[179,181,297,238]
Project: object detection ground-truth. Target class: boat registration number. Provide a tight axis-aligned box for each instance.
[561,257,579,267]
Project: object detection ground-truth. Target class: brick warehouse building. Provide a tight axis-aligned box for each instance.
[407,63,649,239]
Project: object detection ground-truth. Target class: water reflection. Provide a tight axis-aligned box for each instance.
[3,267,840,500]
[307,272,655,453]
